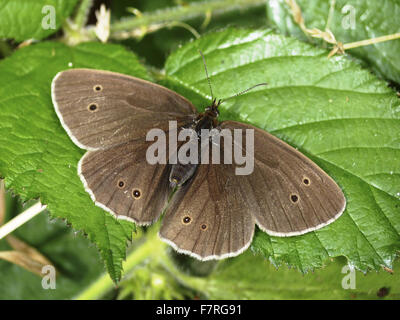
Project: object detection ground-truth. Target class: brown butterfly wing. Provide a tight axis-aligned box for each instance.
[221,120,346,236]
[52,69,198,224]
[51,68,197,150]
[159,163,255,260]
[79,140,171,225]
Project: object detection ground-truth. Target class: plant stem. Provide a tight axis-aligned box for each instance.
[74,0,93,29]
[343,32,400,50]
[75,231,166,300]
[0,202,47,240]
[110,0,266,38]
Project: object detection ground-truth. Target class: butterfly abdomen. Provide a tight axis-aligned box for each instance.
[169,112,217,188]
[169,162,198,188]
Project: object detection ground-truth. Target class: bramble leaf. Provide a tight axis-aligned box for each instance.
[0,0,78,41]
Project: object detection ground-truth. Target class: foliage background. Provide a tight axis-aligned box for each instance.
[0,0,399,299]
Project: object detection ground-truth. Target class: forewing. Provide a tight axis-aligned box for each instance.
[51,68,197,150]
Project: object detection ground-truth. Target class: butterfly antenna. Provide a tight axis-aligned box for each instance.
[220,83,268,103]
[199,50,214,100]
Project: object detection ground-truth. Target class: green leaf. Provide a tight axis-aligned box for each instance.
[0,41,149,282]
[164,28,400,272]
[111,0,268,68]
[266,0,400,83]
[0,196,104,299]
[0,0,78,41]
[172,251,400,299]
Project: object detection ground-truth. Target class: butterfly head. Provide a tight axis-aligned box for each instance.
[204,98,221,119]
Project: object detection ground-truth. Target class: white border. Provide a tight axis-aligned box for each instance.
[158,227,254,261]
[158,195,345,261]
[255,197,347,237]
[51,71,97,151]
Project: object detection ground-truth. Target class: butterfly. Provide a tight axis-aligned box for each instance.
[51,61,346,261]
